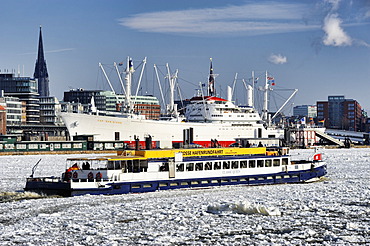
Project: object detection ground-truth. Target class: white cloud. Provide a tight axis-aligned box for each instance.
[268,54,287,64]
[18,48,74,56]
[119,3,319,36]
[46,48,74,54]
[322,13,352,46]
[320,0,370,48]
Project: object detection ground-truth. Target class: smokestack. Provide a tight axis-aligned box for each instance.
[227,86,232,102]
[247,85,253,107]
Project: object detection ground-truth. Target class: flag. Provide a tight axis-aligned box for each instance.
[300,117,306,124]
[129,59,134,72]
[319,119,325,123]
[208,58,215,96]
[313,153,322,161]
[267,76,275,85]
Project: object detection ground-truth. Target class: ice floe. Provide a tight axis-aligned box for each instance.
[0,148,369,245]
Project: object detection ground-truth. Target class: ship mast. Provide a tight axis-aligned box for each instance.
[262,71,269,123]
[124,57,134,113]
[166,63,179,117]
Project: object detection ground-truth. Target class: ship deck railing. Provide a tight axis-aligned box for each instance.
[27,177,62,183]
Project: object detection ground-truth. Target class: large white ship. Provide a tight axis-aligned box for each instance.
[61,58,289,148]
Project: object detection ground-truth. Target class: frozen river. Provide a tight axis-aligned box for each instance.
[0,148,369,245]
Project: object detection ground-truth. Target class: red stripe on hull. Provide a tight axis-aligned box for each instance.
[123,140,236,149]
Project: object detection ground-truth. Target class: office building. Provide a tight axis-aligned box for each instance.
[39,96,63,125]
[0,73,40,124]
[64,89,160,119]
[317,95,364,131]
[293,105,317,118]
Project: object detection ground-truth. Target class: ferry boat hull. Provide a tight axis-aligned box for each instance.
[25,147,327,197]
[25,165,326,197]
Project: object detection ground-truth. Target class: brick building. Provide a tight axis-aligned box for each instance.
[317,96,365,131]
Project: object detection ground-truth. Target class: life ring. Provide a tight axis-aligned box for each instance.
[87,172,94,180]
[96,172,102,181]
[72,172,78,179]
[65,171,72,179]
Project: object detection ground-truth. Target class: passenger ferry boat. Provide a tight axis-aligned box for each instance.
[24,147,327,197]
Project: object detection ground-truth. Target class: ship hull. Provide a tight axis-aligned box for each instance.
[25,164,326,197]
[61,112,284,147]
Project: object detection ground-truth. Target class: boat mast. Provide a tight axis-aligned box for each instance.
[251,71,255,107]
[262,71,269,124]
[132,57,147,109]
[271,89,298,121]
[124,57,134,113]
[231,72,238,102]
[99,63,116,95]
[166,63,179,117]
[113,62,127,96]
[153,64,166,114]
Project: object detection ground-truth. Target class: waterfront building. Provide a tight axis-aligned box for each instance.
[60,101,87,114]
[0,105,6,135]
[63,89,106,110]
[115,94,160,120]
[34,26,50,97]
[0,73,40,124]
[293,105,317,118]
[317,95,364,131]
[39,96,63,125]
[0,95,23,126]
[64,89,160,119]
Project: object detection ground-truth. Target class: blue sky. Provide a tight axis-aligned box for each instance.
[1,0,370,113]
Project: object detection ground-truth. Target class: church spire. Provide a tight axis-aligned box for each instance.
[34,26,50,97]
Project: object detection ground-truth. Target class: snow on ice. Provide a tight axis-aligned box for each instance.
[0,148,369,245]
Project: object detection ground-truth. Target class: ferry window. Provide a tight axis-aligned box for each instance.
[249,160,256,168]
[273,159,280,167]
[240,160,248,168]
[159,163,169,172]
[186,163,194,171]
[231,161,239,169]
[176,163,184,172]
[282,158,289,165]
[265,160,272,167]
[205,162,212,170]
[223,161,230,169]
[134,160,147,172]
[257,160,264,168]
[214,162,221,170]
[114,161,121,169]
[107,161,114,170]
[120,161,127,172]
[195,162,203,171]
[127,160,133,172]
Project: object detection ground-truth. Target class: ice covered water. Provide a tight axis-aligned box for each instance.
[0,149,369,245]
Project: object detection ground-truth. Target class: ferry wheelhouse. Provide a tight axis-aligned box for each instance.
[25,147,326,197]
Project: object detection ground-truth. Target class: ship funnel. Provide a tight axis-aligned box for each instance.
[227,86,232,102]
[247,84,253,107]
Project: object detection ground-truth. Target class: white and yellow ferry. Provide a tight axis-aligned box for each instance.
[25,147,326,197]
